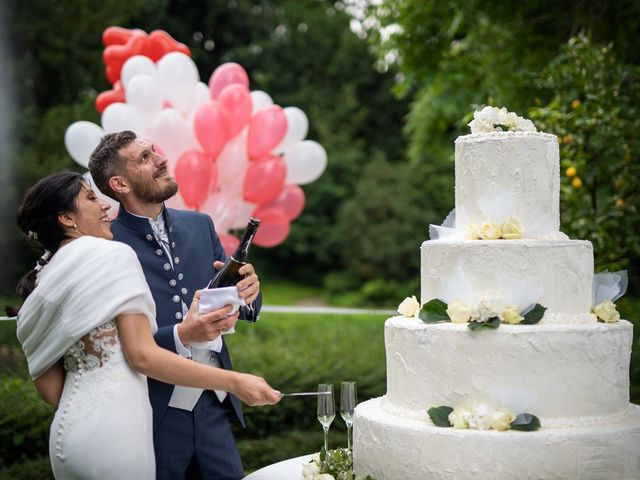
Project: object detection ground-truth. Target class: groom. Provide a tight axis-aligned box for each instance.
[89,130,261,480]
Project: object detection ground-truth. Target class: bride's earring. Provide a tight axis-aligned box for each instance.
[73,223,78,229]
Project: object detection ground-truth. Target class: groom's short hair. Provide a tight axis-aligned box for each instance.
[88,130,137,201]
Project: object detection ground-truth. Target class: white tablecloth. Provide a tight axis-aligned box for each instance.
[243,453,315,480]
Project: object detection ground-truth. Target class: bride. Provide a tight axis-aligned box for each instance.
[15,171,282,479]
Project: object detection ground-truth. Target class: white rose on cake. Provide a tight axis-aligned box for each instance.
[398,295,421,318]
[466,404,495,430]
[593,300,620,323]
[502,305,524,324]
[448,408,471,429]
[471,300,499,323]
[447,299,472,323]
[466,222,481,240]
[500,217,524,239]
[490,409,516,431]
[479,222,501,240]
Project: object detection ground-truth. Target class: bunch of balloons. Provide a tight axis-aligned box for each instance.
[65,27,327,251]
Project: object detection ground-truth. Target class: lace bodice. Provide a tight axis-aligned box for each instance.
[63,319,120,372]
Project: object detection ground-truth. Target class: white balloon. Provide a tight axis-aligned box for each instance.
[125,74,163,118]
[147,108,199,163]
[157,52,199,113]
[121,56,157,90]
[250,90,273,114]
[82,172,119,218]
[274,106,309,153]
[102,103,143,134]
[187,82,212,120]
[64,121,105,168]
[284,140,328,185]
[216,127,249,195]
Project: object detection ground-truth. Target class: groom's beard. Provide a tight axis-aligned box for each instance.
[130,175,179,204]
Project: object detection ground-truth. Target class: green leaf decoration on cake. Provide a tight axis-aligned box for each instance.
[419,299,450,323]
[468,317,501,331]
[427,406,454,427]
[509,413,541,431]
[521,304,546,324]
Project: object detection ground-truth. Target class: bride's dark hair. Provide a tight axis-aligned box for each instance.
[15,171,85,300]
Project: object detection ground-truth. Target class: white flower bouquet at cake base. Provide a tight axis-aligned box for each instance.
[302,449,375,480]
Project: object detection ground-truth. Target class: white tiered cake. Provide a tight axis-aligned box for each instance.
[353,108,640,480]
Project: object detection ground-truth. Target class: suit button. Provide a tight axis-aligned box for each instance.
[174,257,180,264]
[181,288,188,295]
[178,273,184,280]
[173,295,180,303]
[146,234,153,241]
[175,312,182,320]
[163,263,171,271]
[169,279,177,287]
[155,249,163,256]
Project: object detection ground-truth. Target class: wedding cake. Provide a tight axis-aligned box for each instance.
[353,107,640,479]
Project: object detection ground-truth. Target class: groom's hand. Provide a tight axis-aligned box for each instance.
[212,260,260,305]
[177,291,240,345]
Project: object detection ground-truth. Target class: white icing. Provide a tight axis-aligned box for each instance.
[354,397,640,480]
[385,317,632,419]
[421,239,595,323]
[455,132,560,237]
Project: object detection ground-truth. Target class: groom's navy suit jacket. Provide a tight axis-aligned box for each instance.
[111,206,260,432]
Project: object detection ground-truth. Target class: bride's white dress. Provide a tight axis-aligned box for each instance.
[50,319,155,479]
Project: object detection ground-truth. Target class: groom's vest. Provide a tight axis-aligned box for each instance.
[111,206,257,430]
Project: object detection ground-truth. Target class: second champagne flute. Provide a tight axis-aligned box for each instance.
[317,383,335,453]
[340,381,357,449]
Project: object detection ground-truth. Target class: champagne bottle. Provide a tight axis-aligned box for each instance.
[208,217,260,289]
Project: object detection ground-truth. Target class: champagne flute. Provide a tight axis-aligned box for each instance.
[340,381,357,449]
[317,383,335,453]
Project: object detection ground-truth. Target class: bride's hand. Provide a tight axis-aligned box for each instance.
[230,373,282,406]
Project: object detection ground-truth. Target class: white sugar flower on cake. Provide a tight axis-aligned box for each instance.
[428,403,539,431]
[468,106,537,134]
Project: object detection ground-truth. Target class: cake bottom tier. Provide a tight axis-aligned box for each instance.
[353,397,640,480]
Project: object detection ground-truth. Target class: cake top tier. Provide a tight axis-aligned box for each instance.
[451,107,561,239]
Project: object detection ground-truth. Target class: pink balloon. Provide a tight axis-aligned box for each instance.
[194,101,230,158]
[243,156,286,205]
[219,233,241,256]
[252,208,290,247]
[175,149,212,210]
[209,62,249,100]
[209,161,219,194]
[218,84,252,138]
[260,184,305,220]
[247,105,288,158]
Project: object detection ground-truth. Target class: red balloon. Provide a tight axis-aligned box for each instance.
[252,208,290,247]
[218,84,252,138]
[175,150,212,210]
[95,80,125,114]
[259,184,305,220]
[243,156,286,205]
[103,34,148,83]
[149,30,190,61]
[194,101,230,158]
[209,63,249,100]
[247,105,288,158]
[219,233,241,256]
[102,26,141,47]
[209,161,219,194]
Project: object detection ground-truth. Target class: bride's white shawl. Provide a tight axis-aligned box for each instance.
[17,236,157,379]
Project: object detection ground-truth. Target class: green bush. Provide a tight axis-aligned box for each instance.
[0,374,54,467]
[227,312,387,437]
[0,456,52,480]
